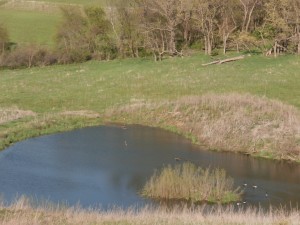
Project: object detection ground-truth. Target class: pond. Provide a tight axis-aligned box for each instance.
[0,125,299,209]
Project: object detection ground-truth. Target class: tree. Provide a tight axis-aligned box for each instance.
[289,0,300,54]
[264,0,291,56]
[137,0,184,59]
[107,1,143,58]
[193,0,221,55]
[56,7,90,63]
[217,0,238,54]
[56,6,114,62]
[85,6,116,60]
[238,0,260,33]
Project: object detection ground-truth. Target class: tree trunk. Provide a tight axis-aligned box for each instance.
[207,38,212,55]
[170,28,176,55]
[274,41,277,57]
[204,35,212,55]
[204,36,208,55]
[223,35,228,55]
[298,33,300,55]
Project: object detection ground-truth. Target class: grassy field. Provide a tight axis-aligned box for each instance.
[0,8,61,46]
[1,54,300,112]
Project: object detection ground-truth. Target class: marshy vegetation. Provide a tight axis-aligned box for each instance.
[142,163,241,204]
[108,93,300,162]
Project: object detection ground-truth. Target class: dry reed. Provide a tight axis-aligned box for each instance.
[0,197,299,225]
[107,93,300,161]
[142,163,241,203]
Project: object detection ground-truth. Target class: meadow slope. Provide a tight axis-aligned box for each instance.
[1,54,300,161]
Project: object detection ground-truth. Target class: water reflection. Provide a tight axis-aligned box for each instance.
[0,125,299,209]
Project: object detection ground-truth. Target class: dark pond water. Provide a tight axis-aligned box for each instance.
[0,125,299,209]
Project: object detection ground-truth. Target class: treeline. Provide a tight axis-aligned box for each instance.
[1,0,300,68]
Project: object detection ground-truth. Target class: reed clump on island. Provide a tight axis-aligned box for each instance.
[141,163,241,204]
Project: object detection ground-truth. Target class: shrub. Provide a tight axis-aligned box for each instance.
[0,45,57,69]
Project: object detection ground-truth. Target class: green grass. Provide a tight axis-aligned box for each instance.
[1,54,300,112]
[142,163,241,204]
[0,8,61,47]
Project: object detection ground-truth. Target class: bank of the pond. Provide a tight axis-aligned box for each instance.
[1,94,300,163]
[107,93,300,163]
[0,110,102,151]
[0,198,299,225]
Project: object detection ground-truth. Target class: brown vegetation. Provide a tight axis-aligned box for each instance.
[107,93,300,161]
[142,163,241,203]
[0,197,299,225]
[0,44,57,68]
[0,107,36,125]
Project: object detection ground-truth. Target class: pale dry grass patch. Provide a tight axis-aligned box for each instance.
[60,110,100,118]
[0,197,299,225]
[0,107,36,125]
[107,93,300,161]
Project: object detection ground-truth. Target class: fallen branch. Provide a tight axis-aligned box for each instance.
[202,55,245,66]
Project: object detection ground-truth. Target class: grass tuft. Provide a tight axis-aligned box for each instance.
[141,163,241,204]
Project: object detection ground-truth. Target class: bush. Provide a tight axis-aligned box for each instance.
[0,45,58,69]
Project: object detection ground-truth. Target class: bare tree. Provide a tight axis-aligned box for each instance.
[138,0,183,58]
[218,0,238,54]
[239,0,260,33]
[193,0,221,55]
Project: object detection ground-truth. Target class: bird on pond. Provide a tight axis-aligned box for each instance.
[174,157,181,161]
[252,185,258,189]
[265,192,268,198]
[243,201,247,204]
[243,182,248,187]
[124,140,127,147]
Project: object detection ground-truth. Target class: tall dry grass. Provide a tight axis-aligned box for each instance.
[0,107,35,125]
[0,197,299,225]
[107,93,300,161]
[142,163,241,203]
